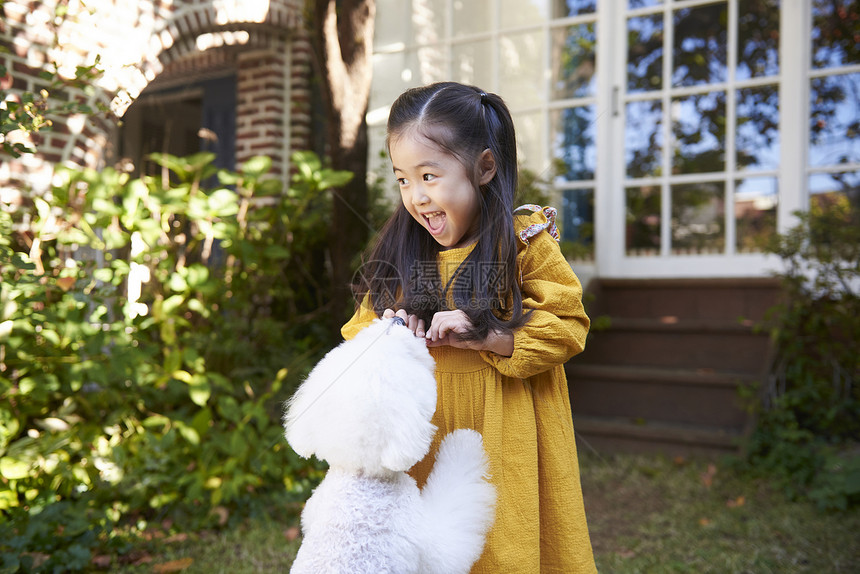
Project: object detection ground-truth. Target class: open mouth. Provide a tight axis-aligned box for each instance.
[422,211,446,234]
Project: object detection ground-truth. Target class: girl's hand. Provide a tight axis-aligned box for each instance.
[382,308,426,338]
[426,310,514,357]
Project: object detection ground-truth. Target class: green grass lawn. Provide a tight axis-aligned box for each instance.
[106,451,860,573]
[580,451,859,573]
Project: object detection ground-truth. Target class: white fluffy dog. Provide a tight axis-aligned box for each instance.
[284,318,495,574]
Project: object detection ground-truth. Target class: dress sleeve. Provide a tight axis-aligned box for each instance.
[479,228,590,379]
[341,295,380,340]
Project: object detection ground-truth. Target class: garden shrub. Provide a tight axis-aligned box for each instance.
[742,198,860,510]
[0,151,351,570]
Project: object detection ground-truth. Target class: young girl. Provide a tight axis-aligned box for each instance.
[342,82,596,573]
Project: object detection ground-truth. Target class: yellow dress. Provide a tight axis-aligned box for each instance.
[342,212,597,573]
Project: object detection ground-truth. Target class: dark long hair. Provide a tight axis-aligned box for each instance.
[354,82,529,340]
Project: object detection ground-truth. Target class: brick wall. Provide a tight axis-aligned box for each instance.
[1,0,311,193]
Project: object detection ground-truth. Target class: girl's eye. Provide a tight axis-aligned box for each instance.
[423,173,436,181]
[396,177,408,186]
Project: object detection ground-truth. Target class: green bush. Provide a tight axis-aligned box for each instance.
[742,198,860,510]
[0,151,350,570]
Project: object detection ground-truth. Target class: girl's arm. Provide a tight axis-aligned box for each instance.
[479,229,590,379]
[341,295,380,340]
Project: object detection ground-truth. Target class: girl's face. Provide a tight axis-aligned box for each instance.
[390,134,490,250]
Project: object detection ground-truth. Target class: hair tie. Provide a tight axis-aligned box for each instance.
[479,92,489,104]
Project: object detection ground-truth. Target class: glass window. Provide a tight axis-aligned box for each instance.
[737,0,780,80]
[514,110,546,175]
[453,0,492,37]
[553,0,597,18]
[625,99,663,178]
[551,22,597,100]
[551,106,597,181]
[562,188,595,260]
[416,45,448,85]
[501,0,548,29]
[671,91,727,174]
[672,3,728,87]
[501,30,546,108]
[628,0,662,8]
[811,0,859,69]
[371,51,420,109]
[809,171,860,213]
[809,72,860,167]
[626,185,661,256]
[671,181,726,254]
[452,38,494,88]
[412,0,449,46]
[735,177,778,253]
[737,85,780,171]
[375,0,409,50]
[627,14,663,93]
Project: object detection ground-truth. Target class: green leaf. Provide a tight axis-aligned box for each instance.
[0,319,12,341]
[189,381,211,407]
[149,491,178,508]
[218,169,241,186]
[93,267,113,283]
[187,297,210,318]
[162,294,185,315]
[317,169,353,190]
[185,264,210,288]
[0,456,31,479]
[176,422,200,445]
[208,188,239,216]
[242,156,272,178]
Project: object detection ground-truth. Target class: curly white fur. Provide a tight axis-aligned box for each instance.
[284,318,495,574]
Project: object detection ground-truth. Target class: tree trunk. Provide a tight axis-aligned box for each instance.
[309,0,376,338]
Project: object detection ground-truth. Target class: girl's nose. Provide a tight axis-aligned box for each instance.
[411,186,430,206]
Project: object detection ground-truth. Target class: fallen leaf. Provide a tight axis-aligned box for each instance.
[22,553,50,568]
[165,532,189,543]
[700,463,717,488]
[673,456,686,466]
[699,517,711,526]
[726,495,746,508]
[617,549,636,558]
[91,555,112,568]
[211,506,229,526]
[131,552,153,565]
[284,526,300,541]
[153,557,194,573]
[57,276,76,291]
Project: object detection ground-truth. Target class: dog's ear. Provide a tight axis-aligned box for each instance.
[380,417,437,472]
[283,379,321,459]
[375,367,437,472]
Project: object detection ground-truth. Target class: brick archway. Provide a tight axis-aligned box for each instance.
[0,0,310,190]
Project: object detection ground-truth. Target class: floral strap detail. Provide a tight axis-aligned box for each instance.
[514,204,560,244]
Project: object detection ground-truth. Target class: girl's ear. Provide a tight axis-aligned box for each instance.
[477,149,497,186]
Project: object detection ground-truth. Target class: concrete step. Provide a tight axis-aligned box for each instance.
[580,319,771,372]
[567,363,757,429]
[590,277,780,322]
[573,415,743,457]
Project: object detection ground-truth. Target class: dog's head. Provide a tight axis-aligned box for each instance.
[284,318,437,475]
